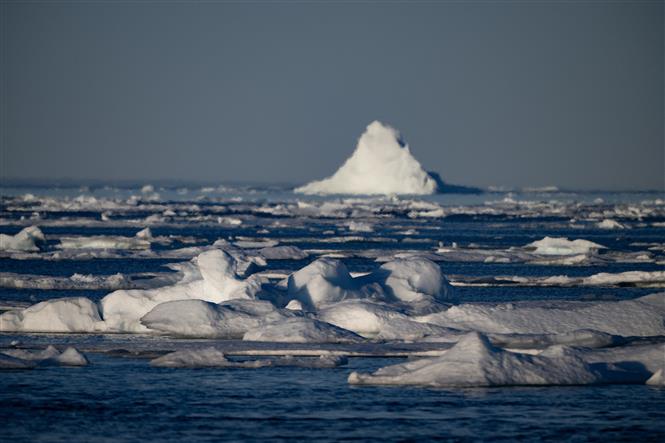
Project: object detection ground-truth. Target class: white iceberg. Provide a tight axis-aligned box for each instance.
[0,226,45,252]
[295,121,439,195]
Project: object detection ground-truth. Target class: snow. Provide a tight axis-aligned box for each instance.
[0,226,45,252]
[526,236,606,256]
[243,317,362,343]
[295,121,440,195]
[349,332,603,387]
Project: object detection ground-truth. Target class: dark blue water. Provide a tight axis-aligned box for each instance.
[2,354,664,443]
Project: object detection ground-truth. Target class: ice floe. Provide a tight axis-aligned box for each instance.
[150,347,347,368]
[0,226,45,252]
[349,332,604,387]
[0,345,88,369]
[416,293,665,336]
[526,237,606,256]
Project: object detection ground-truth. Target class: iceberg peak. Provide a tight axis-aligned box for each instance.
[295,121,440,195]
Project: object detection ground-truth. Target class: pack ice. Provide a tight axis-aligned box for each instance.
[295,121,440,195]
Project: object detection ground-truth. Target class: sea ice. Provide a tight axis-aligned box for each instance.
[101,249,262,332]
[526,237,606,256]
[140,299,280,339]
[416,293,665,336]
[348,332,603,387]
[243,317,362,343]
[0,297,103,333]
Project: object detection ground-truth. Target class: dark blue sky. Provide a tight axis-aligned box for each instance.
[2,1,663,190]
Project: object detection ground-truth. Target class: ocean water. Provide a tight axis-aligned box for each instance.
[1,184,664,441]
[2,354,664,442]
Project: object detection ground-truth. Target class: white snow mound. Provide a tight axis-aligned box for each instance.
[295,121,439,195]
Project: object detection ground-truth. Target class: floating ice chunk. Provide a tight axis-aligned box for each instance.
[317,300,404,337]
[0,297,103,333]
[285,299,304,311]
[596,219,625,229]
[286,258,365,310]
[369,257,456,303]
[0,226,45,252]
[258,246,309,260]
[0,272,135,290]
[140,299,269,338]
[646,369,664,386]
[348,332,602,387]
[196,249,261,300]
[151,348,276,368]
[316,299,453,341]
[488,329,622,350]
[135,227,153,239]
[149,348,261,368]
[347,221,374,232]
[526,237,606,256]
[102,249,262,332]
[58,235,151,250]
[416,293,665,336]
[295,121,439,195]
[150,348,347,369]
[582,271,665,286]
[243,317,362,343]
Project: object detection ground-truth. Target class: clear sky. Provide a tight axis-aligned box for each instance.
[2,1,663,190]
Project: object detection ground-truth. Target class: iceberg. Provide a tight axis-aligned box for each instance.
[295,121,440,195]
